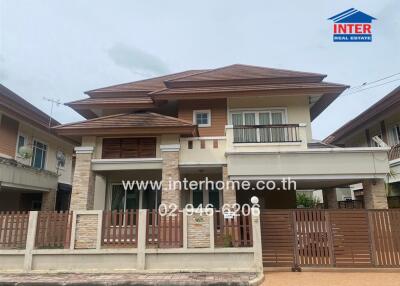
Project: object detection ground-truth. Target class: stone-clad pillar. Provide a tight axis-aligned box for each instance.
[70,146,95,210]
[323,188,338,209]
[222,165,236,205]
[363,179,388,209]
[160,144,181,208]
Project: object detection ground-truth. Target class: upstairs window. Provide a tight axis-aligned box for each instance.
[16,134,27,155]
[390,124,400,146]
[32,140,47,169]
[193,110,211,127]
[102,137,156,159]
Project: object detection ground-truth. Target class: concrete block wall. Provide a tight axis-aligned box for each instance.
[1,209,262,274]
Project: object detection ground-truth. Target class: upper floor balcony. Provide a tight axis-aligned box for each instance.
[0,156,58,192]
[225,123,308,152]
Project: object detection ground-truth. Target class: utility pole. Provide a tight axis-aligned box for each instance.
[43,97,61,129]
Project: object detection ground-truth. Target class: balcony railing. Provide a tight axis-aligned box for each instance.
[389,143,400,161]
[232,124,301,143]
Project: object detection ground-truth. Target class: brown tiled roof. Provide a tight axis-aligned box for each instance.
[53,112,197,136]
[65,97,155,108]
[151,81,347,96]
[164,64,326,87]
[86,70,208,95]
[67,64,348,122]
[324,85,400,144]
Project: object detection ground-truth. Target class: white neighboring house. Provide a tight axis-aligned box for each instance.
[0,84,75,211]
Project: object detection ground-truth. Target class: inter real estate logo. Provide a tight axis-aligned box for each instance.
[328,8,376,42]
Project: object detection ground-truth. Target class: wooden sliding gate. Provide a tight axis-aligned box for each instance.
[261,209,400,268]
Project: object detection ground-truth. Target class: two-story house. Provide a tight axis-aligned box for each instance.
[54,64,390,211]
[0,84,75,211]
[325,85,400,207]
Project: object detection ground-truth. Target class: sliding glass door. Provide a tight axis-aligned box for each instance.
[231,110,285,143]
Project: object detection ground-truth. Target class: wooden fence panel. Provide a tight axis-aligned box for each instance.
[294,210,333,266]
[102,209,138,247]
[35,211,73,249]
[329,210,373,267]
[369,210,400,267]
[146,210,183,248]
[260,210,295,267]
[0,211,29,249]
[214,211,252,247]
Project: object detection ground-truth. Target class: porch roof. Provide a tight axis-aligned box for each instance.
[53,112,198,136]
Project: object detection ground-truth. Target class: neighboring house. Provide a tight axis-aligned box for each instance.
[54,64,390,211]
[0,84,75,211]
[324,85,400,207]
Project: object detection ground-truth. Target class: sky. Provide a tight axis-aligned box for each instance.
[0,0,399,140]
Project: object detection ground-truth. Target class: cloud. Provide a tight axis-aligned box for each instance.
[107,43,169,76]
[0,55,8,80]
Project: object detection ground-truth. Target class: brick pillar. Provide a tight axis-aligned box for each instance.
[363,179,388,209]
[222,165,236,205]
[187,213,211,248]
[323,188,337,209]
[70,147,95,210]
[73,212,100,249]
[41,190,56,211]
[160,144,181,207]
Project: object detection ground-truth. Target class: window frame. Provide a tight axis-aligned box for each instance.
[56,150,66,170]
[31,139,48,170]
[389,123,400,146]
[15,132,28,159]
[109,183,139,212]
[229,108,288,126]
[193,110,211,127]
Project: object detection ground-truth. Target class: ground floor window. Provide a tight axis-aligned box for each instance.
[110,184,139,211]
[192,188,203,207]
[209,189,220,209]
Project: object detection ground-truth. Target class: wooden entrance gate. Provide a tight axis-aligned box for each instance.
[261,209,400,268]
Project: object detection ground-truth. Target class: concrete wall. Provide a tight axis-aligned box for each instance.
[180,137,226,165]
[0,209,262,274]
[227,148,389,179]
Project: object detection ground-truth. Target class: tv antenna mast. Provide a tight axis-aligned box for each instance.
[43,97,61,128]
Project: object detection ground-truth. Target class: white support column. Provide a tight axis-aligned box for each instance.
[182,209,188,249]
[24,211,38,272]
[96,210,103,250]
[251,209,263,274]
[209,211,215,249]
[136,209,147,270]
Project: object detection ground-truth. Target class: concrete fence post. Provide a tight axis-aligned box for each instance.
[209,211,215,249]
[137,209,147,270]
[251,209,263,274]
[182,209,188,249]
[24,211,38,272]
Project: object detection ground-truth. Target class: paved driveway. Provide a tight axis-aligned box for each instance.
[263,272,400,286]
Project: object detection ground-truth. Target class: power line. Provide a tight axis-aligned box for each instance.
[342,78,400,96]
[344,72,400,93]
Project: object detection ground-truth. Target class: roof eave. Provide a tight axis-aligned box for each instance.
[151,86,348,100]
[54,126,197,137]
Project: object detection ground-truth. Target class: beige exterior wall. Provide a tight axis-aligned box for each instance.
[227,148,389,179]
[179,137,226,165]
[0,110,75,185]
[228,95,313,141]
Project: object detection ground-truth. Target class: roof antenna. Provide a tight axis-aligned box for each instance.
[43,97,61,129]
